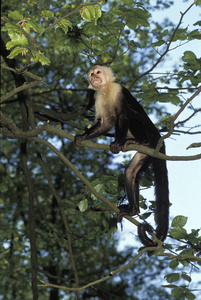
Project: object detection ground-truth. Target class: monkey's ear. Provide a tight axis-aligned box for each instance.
[85,89,95,111]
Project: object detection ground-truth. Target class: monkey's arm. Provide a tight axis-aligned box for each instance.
[110,107,129,154]
[75,119,112,146]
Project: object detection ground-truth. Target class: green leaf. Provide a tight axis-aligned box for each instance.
[82,23,99,36]
[180,259,190,267]
[2,23,21,33]
[168,94,180,105]
[151,40,165,47]
[57,19,73,34]
[7,46,27,59]
[171,215,187,228]
[122,0,135,4]
[41,10,54,18]
[181,273,191,283]
[91,183,104,200]
[31,50,50,65]
[127,19,138,30]
[6,32,28,49]
[182,51,196,62]
[172,28,187,41]
[140,212,152,220]
[104,176,118,194]
[8,10,23,21]
[141,81,149,91]
[91,37,103,51]
[172,287,195,300]
[169,259,179,269]
[158,93,177,103]
[126,8,150,29]
[160,29,169,36]
[180,248,194,256]
[165,273,180,283]
[186,291,196,300]
[0,183,8,193]
[27,20,45,33]
[188,29,201,41]
[169,227,187,239]
[54,34,83,53]
[78,199,88,212]
[193,20,201,26]
[195,0,201,5]
[171,287,184,298]
[81,5,102,25]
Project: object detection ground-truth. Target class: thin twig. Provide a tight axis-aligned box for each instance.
[129,0,198,88]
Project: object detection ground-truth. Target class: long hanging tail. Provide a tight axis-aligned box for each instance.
[138,144,169,246]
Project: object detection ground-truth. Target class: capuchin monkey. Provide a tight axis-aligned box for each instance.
[75,65,169,246]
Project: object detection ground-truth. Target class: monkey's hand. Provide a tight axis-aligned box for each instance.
[74,135,86,147]
[110,141,123,154]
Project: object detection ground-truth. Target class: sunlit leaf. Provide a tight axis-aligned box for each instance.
[6,31,28,49]
[7,46,27,58]
[78,199,88,212]
[81,5,102,25]
[27,20,45,33]
[41,10,54,18]
[8,10,23,21]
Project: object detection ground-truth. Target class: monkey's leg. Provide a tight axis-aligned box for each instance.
[118,152,148,218]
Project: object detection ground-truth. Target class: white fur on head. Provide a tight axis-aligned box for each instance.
[88,65,116,90]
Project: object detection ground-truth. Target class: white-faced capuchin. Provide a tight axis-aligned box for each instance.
[75,65,169,246]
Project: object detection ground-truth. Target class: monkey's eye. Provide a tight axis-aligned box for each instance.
[97,70,101,74]
[90,72,94,76]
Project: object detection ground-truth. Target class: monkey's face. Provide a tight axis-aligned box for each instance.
[88,67,107,88]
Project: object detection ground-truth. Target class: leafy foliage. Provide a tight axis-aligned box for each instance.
[1,0,201,299]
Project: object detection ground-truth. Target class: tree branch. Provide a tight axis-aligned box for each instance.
[40,243,201,292]
[40,246,155,291]
[155,85,201,153]
[1,80,41,103]
[129,0,198,88]
[1,113,201,161]
[44,1,103,33]
[35,144,80,294]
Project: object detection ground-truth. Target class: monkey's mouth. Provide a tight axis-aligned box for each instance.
[91,77,102,85]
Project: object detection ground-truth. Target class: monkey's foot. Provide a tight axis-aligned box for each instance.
[122,139,138,152]
[74,135,85,147]
[117,204,139,221]
[122,139,149,152]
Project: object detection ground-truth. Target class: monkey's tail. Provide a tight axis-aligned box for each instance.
[138,147,169,246]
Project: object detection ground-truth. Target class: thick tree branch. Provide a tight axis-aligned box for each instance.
[187,142,201,150]
[1,113,201,161]
[1,80,41,103]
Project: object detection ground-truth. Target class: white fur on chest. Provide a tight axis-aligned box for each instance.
[95,82,122,121]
